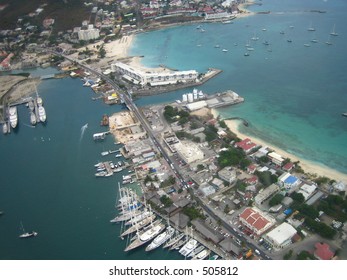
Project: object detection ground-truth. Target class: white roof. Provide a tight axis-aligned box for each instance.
[185,100,207,111]
[300,184,316,195]
[266,222,297,246]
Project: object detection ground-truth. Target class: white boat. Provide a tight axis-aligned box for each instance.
[9,106,18,129]
[194,249,211,260]
[30,112,37,125]
[2,122,8,134]
[179,238,197,257]
[304,43,311,47]
[222,49,228,52]
[115,153,122,158]
[38,106,46,122]
[145,227,175,251]
[246,47,254,51]
[37,97,43,106]
[125,211,153,226]
[251,31,259,41]
[163,232,185,249]
[214,45,220,48]
[19,222,38,238]
[124,222,165,252]
[28,100,34,111]
[121,214,156,237]
[308,22,315,31]
[95,171,107,177]
[330,24,338,36]
[222,20,232,24]
[101,151,109,156]
[93,132,106,140]
[188,245,205,258]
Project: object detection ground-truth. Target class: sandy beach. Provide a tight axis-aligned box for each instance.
[211,109,347,183]
[104,34,134,59]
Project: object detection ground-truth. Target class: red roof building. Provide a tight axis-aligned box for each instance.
[247,164,257,174]
[239,207,275,236]
[235,138,257,153]
[245,175,258,185]
[314,243,334,260]
[283,162,294,172]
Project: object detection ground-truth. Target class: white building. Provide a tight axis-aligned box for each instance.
[185,100,207,111]
[78,28,100,41]
[174,141,204,164]
[254,184,280,206]
[218,166,237,184]
[111,62,198,86]
[268,152,285,166]
[264,222,297,249]
[205,12,233,20]
[278,172,301,192]
[297,184,317,201]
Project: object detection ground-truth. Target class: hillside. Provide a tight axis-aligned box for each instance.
[0,0,91,31]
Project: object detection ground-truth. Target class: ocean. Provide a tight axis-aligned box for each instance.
[130,0,347,176]
[1,0,347,259]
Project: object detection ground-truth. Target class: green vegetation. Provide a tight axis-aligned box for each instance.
[160,195,173,208]
[218,147,246,168]
[313,176,330,186]
[290,192,305,204]
[283,249,293,260]
[269,193,284,207]
[218,120,227,128]
[235,180,247,192]
[163,105,189,123]
[204,124,219,143]
[183,206,204,221]
[317,195,347,222]
[255,171,277,187]
[304,218,336,239]
[160,175,176,188]
[196,164,204,172]
[296,251,316,260]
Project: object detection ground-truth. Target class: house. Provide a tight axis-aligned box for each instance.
[247,164,257,174]
[268,152,285,166]
[282,162,294,172]
[191,219,224,244]
[239,207,275,236]
[219,238,241,257]
[254,184,280,206]
[244,175,258,185]
[218,166,237,184]
[169,212,189,230]
[235,138,257,154]
[314,242,334,260]
[278,172,301,192]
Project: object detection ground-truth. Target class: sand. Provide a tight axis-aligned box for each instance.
[210,109,347,183]
[104,35,134,59]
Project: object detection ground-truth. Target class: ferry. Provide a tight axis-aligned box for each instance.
[38,106,46,122]
[9,106,18,129]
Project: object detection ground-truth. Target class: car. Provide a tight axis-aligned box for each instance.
[255,249,260,255]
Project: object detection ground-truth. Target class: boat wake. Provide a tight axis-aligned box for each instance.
[23,123,35,128]
[80,123,88,142]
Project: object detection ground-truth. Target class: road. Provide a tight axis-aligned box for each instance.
[52,51,270,259]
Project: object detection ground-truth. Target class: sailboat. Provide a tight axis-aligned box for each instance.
[308,22,315,31]
[325,35,333,45]
[19,222,38,238]
[330,24,338,36]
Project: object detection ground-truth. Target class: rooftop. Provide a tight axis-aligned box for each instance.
[314,242,334,260]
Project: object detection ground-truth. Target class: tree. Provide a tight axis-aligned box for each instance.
[224,204,230,214]
[291,192,305,204]
[269,193,284,207]
[197,164,204,171]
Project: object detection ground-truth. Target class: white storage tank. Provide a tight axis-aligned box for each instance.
[182,94,188,102]
[193,92,198,100]
[187,93,194,103]
[198,90,204,99]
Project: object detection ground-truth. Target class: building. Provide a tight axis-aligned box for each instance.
[282,162,294,172]
[314,242,335,260]
[205,12,233,20]
[278,172,301,192]
[264,222,297,249]
[199,183,216,197]
[185,100,207,111]
[219,238,241,257]
[239,207,275,236]
[254,184,280,206]
[297,184,317,201]
[218,166,237,184]
[174,141,204,164]
[191,220,224,244]
[111,62,198,87]
[234,138,257,154]
[268,152,285,166]
[78,27,100,41]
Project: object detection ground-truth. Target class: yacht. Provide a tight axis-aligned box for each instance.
[163,232,185,249]
[308,22,315,31]
[95,171,107,177]
[37,97,43,106]
[187,245,205,258]
[115,153,122,158]
[38,106,46,122]
[222,49,228,52]
[2,122,8,134]
[145,227,175,251]
[124,210,152,226]
[30,112,37,125]
[244,52,250,56]
[342,112,347,117]
[124,222,165,252]
[304,43,311,47]
[179,238,197,257]
[28,100,34,111]
[9,106,18,129]
[120,214,156,237]
[101,151,109,156]
[194,249,211,260]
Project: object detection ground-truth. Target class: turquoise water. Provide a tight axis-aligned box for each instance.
[1,0,347,260]
[130,0,347,175]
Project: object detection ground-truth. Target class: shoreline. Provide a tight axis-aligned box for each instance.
[211,109,347,184]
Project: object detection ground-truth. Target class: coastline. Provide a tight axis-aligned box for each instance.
[211,109,347,184]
